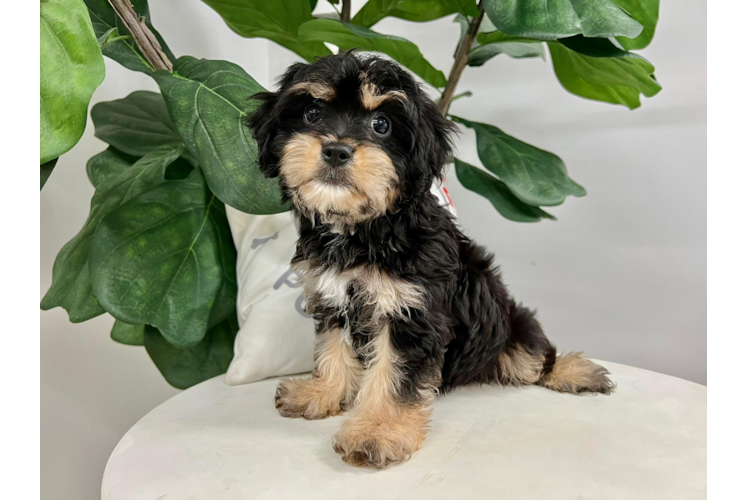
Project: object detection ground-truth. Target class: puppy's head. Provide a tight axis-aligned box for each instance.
[247,52,455,226]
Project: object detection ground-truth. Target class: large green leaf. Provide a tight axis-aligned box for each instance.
[200,0,330,62]
[41,159,58,190]
[612,0,659,50]
[152,57,288,215]
[483,0,642,41]
[41,144,184,322]
[84,0,174,73]
[451,116,585,207]
[298,19,446,87]
[468,40,545,66]
[91,91,197,164]
[549,37,661,109]
[111,320,145,346]
[144,317,238,389]
[90,169,237,348]
[352,0,480,28]
[86,148,137,188]
[40,0,105,164]
[454,158,555,222]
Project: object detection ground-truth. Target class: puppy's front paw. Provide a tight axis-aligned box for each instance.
[332,417,426,468]
[275,378,344,420]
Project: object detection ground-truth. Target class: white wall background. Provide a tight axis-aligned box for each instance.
[40,1,705,498]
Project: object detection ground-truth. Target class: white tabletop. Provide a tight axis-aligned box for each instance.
[102,361,706,500]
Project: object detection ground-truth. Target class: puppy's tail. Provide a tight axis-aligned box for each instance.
[500,301,615,395]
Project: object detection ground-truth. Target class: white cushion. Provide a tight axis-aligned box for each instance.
[225,182,457,386]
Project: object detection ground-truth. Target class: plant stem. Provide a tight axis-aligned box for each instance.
[341,0,352,23]
[438,3,484,116]
[108,0,172,72]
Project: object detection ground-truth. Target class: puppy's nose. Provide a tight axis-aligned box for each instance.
[321,143,353,169]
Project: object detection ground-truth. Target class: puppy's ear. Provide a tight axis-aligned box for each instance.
[247,91,281,178]
[246,63,308,178]
[413,94,457,191]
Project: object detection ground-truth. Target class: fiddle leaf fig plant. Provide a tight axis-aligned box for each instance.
[40,0,661,388]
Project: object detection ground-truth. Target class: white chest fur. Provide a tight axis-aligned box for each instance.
[296,263,425,321]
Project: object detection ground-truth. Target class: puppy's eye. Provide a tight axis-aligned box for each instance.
[371,115,390,136]
[304,105,322,125]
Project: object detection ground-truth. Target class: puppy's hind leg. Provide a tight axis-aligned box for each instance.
[499,301,615,395]
[275,326,362,419]
[538,352,615,395]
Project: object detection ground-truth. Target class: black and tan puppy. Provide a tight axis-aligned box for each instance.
[247,52,613,469]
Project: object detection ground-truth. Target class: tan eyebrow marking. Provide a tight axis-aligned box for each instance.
[289,81,336,102]
[358,76,408,110]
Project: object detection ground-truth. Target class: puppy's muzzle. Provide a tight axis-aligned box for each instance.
[321,142,353,169]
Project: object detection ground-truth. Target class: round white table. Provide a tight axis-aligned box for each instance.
[102,361,706,499]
